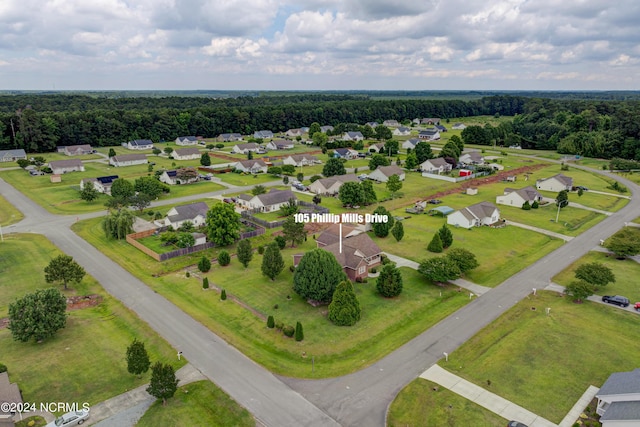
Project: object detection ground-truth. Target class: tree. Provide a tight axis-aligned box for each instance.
[108,148,116,157]
[522,201,531,210]
[312,132,328,147]
[565,280,595,303]
[328,281,361,326]
[293,249,347,303]
[102,208,135,239]
[236,239,253,268]
[371,206,394,237]
[386,174,402,197]
[274,235,286,249]
[607,228,640,259]
[110,178,135,200]
[369,154,391,170]
[79,184,99,202]
[126,339,151,378]
[252,185,267,195]
[438,224,453,249]
[202,277,209,289]
[268,166,282,175]
[205,203,241,246]
[44,254,86,290]
[8,288,67,342]
[176,232,195,248]
[404,152,418,170]
[152,148,162,156]
[267,315,275,328]
[427,232,443,253]
[247,150,253,160]
[295,321,304,342]
[129,193,152,213]
[361,180,377,205]
[574,262,615,289]
[134,176,167,199]
[418,256,461,284]
[220,289,227,300]
[164,147,174,156]
[218,250,231,266]
[206,143,216,151]
[391,221,404,242]
[200,153,211,166]
[376,263,403,297]
[261,243,284,281]
[446,248,479,274]
[296,172,304,182]
[198,256,211,272]
[339,181,365,206]
[461,125,491,145]
[283,176,289,185]
[375,125,392,141]
[440,140,461,160]
[308,122,321,138]
[532,200,539,209]
[176,167,198,183]
[146,362,179,406]
[281,165,296,175]
[312,194,322,205]
[449,135,464,153]
[556,190,569,208]
[323,158,346,177]
[414,141,434,163]
[282,215,306,248]
[383,139,399,156]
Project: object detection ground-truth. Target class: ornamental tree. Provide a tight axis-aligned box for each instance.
[293,249,347,303]
[44,254,86,290]
[574,262,615,289]
[339,181,365,206]
[102,208,135,239]
[565,280,595,303]
[438,224,454,249]
[126,339,151,378]
[282,215,306,248]
[205,203,241,246]
[236,239,253,268]
[371,206,394,238]
[368,154,391,171]
[418,256,461,285]
[414,141,434,163]
[328,281,361,326]
[261,243,284,281]
[110,178,135,200]
[79,184,99,202]
[376,263,403,298]
[8,288,67,342]
[446,248,479,274]
[146,362,179,406]
[323,158,346,177]
[391,221,404,242]
[386,174,403,197]
[361,180,377,205]
[427,232,443,253]
[134,176,168,199]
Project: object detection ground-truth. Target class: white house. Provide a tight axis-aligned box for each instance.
[80,175,119,195]
[49,159,85,174]
[596,368,640,427]
[282,154,320,167]
[452,123,467,130]
[232,143,261,154]
[320,125,334,133]
[174,136,198,145]
[343,131,364,141]
[285,128,304,137]
[308,173,359,195]
[253,130,274,139]
[536,174,574,192]
[126,139,154,150]
[368,165,405,183]
[237,189,297,212]
[383,119,400,127]
[333,148,359,160]
[159,168,199,185]
[368,143,385,153]
[496,186,543,208]
[0,149,27,162]
[402,138,421,150]
[266,140,295,150]
[164,202,209,230]
[217,133,243,142]
[447,201,501,229]
[418,129,441,141]
[61,144,93,156]
[459,152,485,165]
[393,126,411,136]
[234,159,268,174]
[172,147,201,160]
[420,158,452,174]
[109,154,148,167]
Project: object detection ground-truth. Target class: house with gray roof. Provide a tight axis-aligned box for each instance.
[232,143,261,154]
[49,159,85,174]
[368,165,405,183]
[237,189,297,212]
[320,125,334,133]
[536,173,574,193]
[459,151,485,165]
[266,140,294,150]
[126,139,154,150]
[447,201,501,229]
[418,129,441,141]
[282,154,320,167]
[60,144,93,156]
[80,175,119,195]
[383,119,400,127]
[308,173,359,195]
[234,160,268,174]
[0,149,27,162]
[496,186,543,208]
[452,123,467,130]
[164,202,209,230]
[343,131,364,141]
[217,133,243,142]
[420,157,452,174]
[285,128,304,137]
[333,148,359,160]
[393,126,411,136]
[175,136,198,145]
[109,153,148,167]
[596,368,640,426]
[172,147,201,160]
[253,130,274,139]
[402,138,421,150]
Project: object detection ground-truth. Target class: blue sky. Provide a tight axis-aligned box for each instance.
[1,0,639,90]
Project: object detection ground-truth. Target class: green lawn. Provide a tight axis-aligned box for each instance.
[439,291,640,423]
[0,234,185,408]
[387,379,507,427]
[217,172,280,187]
[0,194,23,226]
[27,151,104,162]
[137,380,254,427]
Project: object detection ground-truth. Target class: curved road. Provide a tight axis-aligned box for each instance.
[1,163,637,426]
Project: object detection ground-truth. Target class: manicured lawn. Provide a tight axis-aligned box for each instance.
[217,172,280,187]
[72,217,470,378]
[439,291,640,423]
[0,234,185,408]
[137,380,254,427]
[0,194,24,225]
[387,379,506,427]
[500,203,607,236]
[552,251,640,301]
[28,151,104,162]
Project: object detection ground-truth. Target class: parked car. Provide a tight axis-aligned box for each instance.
[634,302,640,311]
[507,422,528,427]
[46,408,90,427]
[428,199,442,204]
[573,186,588,191]
[602,295,630,307]
[357,174,369,180]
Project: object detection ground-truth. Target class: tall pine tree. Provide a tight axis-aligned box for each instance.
[328,281,361,326]
[438,224,453,249]
[236,239,253,268]
[427,232,444,253]
[261,243,284,281]
[126,339,151,378]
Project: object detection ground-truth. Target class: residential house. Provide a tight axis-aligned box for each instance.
[459,152,485,165]
[49,159,84,174]
[401,138,421,150]
[368,165,405,183]
[164,202,209,230]
[333,148,359,160]
[80,175,119,195]
[109,153,148,167]
[266,140,295,150]
[418,129,441,141]
[447,201,501,229]
[237,188,297,212]
[60,144,93,156]
[496,186,543,208]
[174,136,198,145]
[285,128,304,138]
[536,174,574,192]
[383,119,400,127]
[452,123,467,130]
[320,125,334,133]
[172,147,201,161]
[368,143,385,153]
[421,118,441,125]
[596,368,640,427]
[159,168,199,185]
[420,158,452,174]
[234,159,268,174]
[232,143,261,154]
[217,133,243,142]
[253,130,274,139]
[126,139,154,150]
[435,124,448,132]
[0,371,22,426]
[342,131,364,141]
[393,126,412,136]
[282,154,320,167]
[365,121,379,128]
[308,173,359,195]
[0,149,27,162]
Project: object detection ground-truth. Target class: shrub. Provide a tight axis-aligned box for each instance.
[531,200,539,209]
[0,363,6,373]
[257,245,265,255]
[267,315,275,328]
[198,256,211,273]
[309,175,322,183]
[381,254,390,265]
[283,325,295,337]
[427,233,443,253]
[220,289,227,300]
[275,321,284,330]
[185,271,190,278]
[289,265,295,272]
[202,277,209,289]
[274,235,286,249]
[295,322,304,341]
[218,250,231,266]
[522,201,531,210]
[370,267,377,274]
[273,304,279,309]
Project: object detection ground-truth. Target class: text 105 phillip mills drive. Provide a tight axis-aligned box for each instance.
[293,213,389,224]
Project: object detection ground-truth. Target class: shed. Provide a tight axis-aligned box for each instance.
[50,174,62,183]
[466,187,478,195]
[459,169,472,177]
[428,206,454,217]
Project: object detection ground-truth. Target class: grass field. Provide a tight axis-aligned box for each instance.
[387,379,506,427]
[438,291,640,423]
[0,194,23,225]
[0,234,185,408]
[137,380,254,427]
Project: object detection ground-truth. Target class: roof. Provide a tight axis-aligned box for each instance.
[539,173,573,186]
[419,129,439,136]
[235,143,259,150]
[459,201,499,221]
[600,401,640,421]
[422,157,449,167]
[49,159,83,168]
[96,175,119,184]
[316,224,360,246]
[167,202,209,223]
[374,165,404,177]
[313,174,359,190]
[128,139,153,146]
[174,147,200,156]
[64,144,92,152]
[335,148,356,155]
[429,206,455,216]
[598,369,640,397]
[255,189,296,206]
[346,131,364,138]
[0,149,26,158]
[396,126,411,132]
[461,152,484,160]
[177,136,197,142]
[111,154,147,162]
[269,140,293,147]
[504,186,541,201]
[289,154,318,162]
[255,130,274,138]
[236,159,267,169]
[319,233,381,270]
[404,138,420,146]
[0,372,22,411]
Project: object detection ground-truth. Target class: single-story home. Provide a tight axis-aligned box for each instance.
[175,136,198,145]
[447,201,501,229]
[285,128,304,137]
[282,154,320,167]
[421,118,441,125]
[333,148,359,160]
[159,168,199,185]
[266,140,295,150]
[232,143,261,154]
[237,188,297,212]
[402,138,421,150]
[109,154,148,167]
[435,124,448,132]
[459,152,485,165]
[126,139,154,150]
[60,144,93,156]
[0,371,22,424]
[308,173,359,195]
[164,202,209,230]
[596,368,640,427]
[253,130,274,139]
[49,159,85,174]
[383,119,400,127]
[452,123,467,130]
[368,165,405,183]
[496,186,543,208]
[234,160,268,174]
[172,147,201,160]
[418,129,441,141]
[536,173,574,192]
[420,158,452,174]
[0,149,27,162]
[343,131,364,141]
[367,143,385,153]
[217,133,243,142]
[80,175,119,195]
[320,125,334,133]
[393,126,411,136]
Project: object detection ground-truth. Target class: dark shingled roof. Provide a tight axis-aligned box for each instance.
[167,202,209,223]
[599,368,640,396]
[255,189,296,206]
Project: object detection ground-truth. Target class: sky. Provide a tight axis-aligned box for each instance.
[1,0,639,91]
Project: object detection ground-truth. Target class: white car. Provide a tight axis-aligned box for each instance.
[46,408,90,427]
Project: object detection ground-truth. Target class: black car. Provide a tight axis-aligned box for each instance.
[428,199,442,204]
[602,295,630,307]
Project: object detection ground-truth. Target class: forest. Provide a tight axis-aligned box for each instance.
[1,92,639,160]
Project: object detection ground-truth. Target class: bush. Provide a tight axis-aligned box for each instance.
[274,235,286,249]
[295,322,304,341]
[283,325,295,337]
[275,321,284,330]
[185,271,190,278]
[202,277,209,289]
[380,254,390,265]
[370,267,377,274]
[0,363,6,373]
[309,175,322,183]
[267,315,275,328]
[522,201,531,210]
[198,256,211,273]
[531,200,539,209]
[218,250,231,266]
[289,265,295,272]
[220,289,227,300]
[257,245,265,255]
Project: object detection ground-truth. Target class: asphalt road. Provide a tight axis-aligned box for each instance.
[1,163,638,427]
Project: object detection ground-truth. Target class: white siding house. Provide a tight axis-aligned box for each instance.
[536,174,574,192]
[496,186,543,208]
[420,158,452,174]
[109,154,148,167]
[447,201,501,229]
[368,165,405,183]
[234,160,268,174]
[49,159,85,174]
[175,136,198,145]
